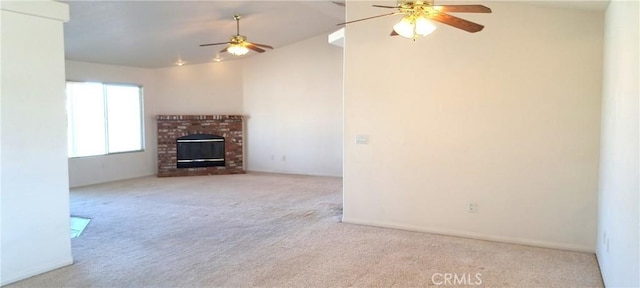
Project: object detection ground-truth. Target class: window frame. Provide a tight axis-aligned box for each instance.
[66,80,146,159]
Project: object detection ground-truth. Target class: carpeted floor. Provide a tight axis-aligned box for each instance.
[7,173,603,287]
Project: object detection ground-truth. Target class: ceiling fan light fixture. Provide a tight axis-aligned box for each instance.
[228,44,249,56]
[415,16,436,36]
[393,13,437,39]
[393,16,416,38]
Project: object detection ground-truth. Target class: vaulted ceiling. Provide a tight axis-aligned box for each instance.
[62,0,608,69]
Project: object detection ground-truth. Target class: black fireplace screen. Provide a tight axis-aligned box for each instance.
[176,134,225,168]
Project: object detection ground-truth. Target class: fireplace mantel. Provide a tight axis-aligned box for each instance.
[156,115,245,177]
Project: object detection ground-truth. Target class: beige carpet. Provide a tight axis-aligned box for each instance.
[7,173,603,287]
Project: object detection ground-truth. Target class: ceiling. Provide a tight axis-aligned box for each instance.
[62,0,608,69]
[519,0,609,11]
[62,1,346,68]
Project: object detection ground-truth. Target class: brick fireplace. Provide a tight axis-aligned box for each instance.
[156,115,245,177]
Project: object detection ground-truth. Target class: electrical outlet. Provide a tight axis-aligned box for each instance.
[468,202,477,213]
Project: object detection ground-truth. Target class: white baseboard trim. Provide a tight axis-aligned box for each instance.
[70,173,155,188]
[342,217,595,253]
[245,169,343,178]
[1,257,73,286]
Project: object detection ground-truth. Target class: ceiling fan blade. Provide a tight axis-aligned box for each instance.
[250,43,274,50]
[200,42,230,47]
[430,12,485,33]
[434,5,492,13]
[246,43,266,53]
[337,12,400,25]
[372,5,398,9]
[390,30,399,36]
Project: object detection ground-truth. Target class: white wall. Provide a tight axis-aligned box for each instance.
[65,60,158,187]
[597,0,639,286]
[343,1,603,251]
[243,33,343,177]
[1,1,73,285]
[154,61,243,115]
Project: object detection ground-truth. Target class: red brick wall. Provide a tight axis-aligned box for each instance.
[157,115,245,177]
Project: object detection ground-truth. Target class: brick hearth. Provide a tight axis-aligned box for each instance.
[156,115,245,177]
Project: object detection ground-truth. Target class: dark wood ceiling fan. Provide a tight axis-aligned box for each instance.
[200,15,273,55]
[338,0,491,36]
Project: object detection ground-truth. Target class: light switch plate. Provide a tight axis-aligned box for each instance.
[356,135,369,144]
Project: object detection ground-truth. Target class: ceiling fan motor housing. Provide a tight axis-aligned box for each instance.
[397,1,439,18]
[397,0,434,7]
[230,35,247,45]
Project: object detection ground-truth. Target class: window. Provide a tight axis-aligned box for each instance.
[66,81,144,158]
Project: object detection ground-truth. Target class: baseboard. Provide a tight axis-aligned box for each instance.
[342,217,595,253]
[70,173,155,188]
[594,251,607,287]
[245,169,343,178]
[1,257,74,286]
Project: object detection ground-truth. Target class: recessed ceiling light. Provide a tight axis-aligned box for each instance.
[176,60,185,66]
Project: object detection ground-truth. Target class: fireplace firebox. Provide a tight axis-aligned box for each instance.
[176,134,225,168]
